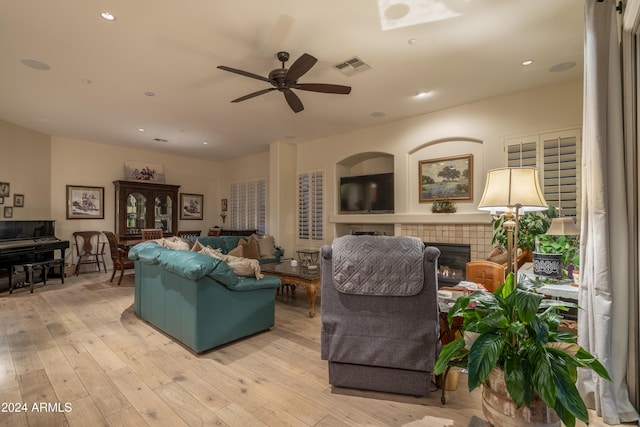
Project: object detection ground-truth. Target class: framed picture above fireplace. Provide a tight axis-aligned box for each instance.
[419,154,473,203]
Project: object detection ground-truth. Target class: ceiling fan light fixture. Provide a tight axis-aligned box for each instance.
[218,51,352,113]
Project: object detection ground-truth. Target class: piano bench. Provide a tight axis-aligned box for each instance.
[9,259,64,294]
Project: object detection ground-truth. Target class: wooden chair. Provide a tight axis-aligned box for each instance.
[141,228,163,240]
[103,231,135,286]
[177,230,201,238]
[207,227,222,236]
[72,231,107,275]
[465,260,506,293]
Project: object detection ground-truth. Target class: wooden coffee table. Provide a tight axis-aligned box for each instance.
[261,262,321,318]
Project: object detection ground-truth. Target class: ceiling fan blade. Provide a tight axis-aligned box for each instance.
[294,83,352,95]
[231,88,276,103]
[283,89,304,113]
[284,53,317,84]
[217,65,270,83]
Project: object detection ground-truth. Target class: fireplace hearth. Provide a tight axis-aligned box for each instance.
[424,242,471,287]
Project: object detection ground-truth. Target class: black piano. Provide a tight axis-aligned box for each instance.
[0,220,70,291]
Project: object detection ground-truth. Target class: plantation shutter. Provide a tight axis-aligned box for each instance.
[541,130,580,217]
[504,128,581,217]
[298,170,324,241]
[506,140,538,167]
[230,178,267,233]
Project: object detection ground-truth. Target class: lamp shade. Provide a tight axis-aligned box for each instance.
[545,217,580,236]
[478,167,548,212]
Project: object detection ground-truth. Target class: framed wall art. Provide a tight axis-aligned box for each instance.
[419,154,473,203]
[14,194,24,207]
[0,182,9,197]
[180,193,203,220]
[4,206,13,218]
[124,161,166,183]
[66,185,105,219]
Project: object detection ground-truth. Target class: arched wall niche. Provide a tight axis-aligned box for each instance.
[336,151,394,177]
[408,136,483,155]
[408,136,485,215]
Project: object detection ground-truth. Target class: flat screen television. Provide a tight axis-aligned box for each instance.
[339,173,394,213]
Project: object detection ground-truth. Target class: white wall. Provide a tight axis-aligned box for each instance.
[0,78,583,262]
[293,79,583,243]
[48,137,221,266]
[0,120,52,219]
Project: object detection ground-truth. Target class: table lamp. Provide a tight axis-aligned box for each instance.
[478,167,548,286]
[545,217,580,236]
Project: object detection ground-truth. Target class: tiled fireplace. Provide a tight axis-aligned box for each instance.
[400,223,494,263]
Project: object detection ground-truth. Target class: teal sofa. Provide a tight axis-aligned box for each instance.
[129,241,282,353]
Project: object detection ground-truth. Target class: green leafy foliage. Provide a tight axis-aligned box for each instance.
[492,207,555,252]
[434,273,611,426]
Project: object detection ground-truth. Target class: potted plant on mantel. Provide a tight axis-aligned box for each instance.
[434,273,610,427]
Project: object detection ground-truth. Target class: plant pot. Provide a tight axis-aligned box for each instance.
[532,252,562,278]
[482,368,560,427]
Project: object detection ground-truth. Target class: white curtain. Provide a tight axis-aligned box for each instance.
[579,0,639,424]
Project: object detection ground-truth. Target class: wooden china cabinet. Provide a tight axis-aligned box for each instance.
[113,180,180,240]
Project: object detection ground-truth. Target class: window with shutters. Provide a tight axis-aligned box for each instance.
[298,170,324,241]
[504,129,581,217]
[229,178,266,234]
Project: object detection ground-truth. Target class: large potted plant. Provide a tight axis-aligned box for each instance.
[491,207,555,255]
[434,273,610,427]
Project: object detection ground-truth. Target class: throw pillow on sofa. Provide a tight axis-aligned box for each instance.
[239,237,261,260]
[256,235,276,259]
[199,245,263,279]
[190,239,205,252]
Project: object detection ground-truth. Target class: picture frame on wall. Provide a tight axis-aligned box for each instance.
[66,185,105,219]
[0,197,4,204]
[4,207,13,218]
[419,154,473,203]
[221,198,228,212]
[180,193,203,220]
[14,194,24,207]
[123,161,166,183]
[0,182,9,197]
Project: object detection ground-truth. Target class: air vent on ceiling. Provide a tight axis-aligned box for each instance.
[335,56,371,76]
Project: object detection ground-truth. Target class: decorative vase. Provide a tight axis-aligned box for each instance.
[482,368,560,427]
[532,252,562,278]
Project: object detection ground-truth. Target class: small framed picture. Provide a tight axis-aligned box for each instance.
[0,182,9,197]
[221,198,228,212]
[180,193,204,220]
[0,197,4,204]
[4,206,13,218]
[14,194,24,207]
[66,185,105,219]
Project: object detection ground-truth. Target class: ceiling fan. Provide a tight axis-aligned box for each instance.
[217,51,351,113]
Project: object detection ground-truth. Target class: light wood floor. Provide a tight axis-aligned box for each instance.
[0,271,619,427]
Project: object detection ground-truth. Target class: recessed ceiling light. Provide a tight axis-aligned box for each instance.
[20,59,50,70]
[408,38,418,45]
[143,91,155,97]
[81,78,92,84]
[549,62,576,73]
[138,128,145,132]
[203,141,208,145]
[371,112,386,118]
[100,12,116,21]
[415,91,431,98]
[521,60,534,66]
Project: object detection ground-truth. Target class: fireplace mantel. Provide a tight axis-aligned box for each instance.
[329,212,492,225]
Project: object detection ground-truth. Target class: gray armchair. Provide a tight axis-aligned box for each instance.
[320,235,441,397]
